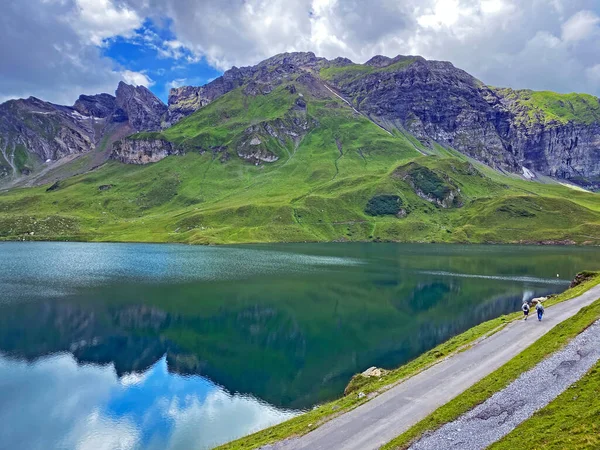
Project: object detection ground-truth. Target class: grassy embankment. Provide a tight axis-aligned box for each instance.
[216,272,600,450]
[382,271,600,450]
[0,74,599,245]
[490,363,600,449]
[494,88,600,126]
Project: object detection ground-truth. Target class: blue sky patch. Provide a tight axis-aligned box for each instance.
[102,19,221,103]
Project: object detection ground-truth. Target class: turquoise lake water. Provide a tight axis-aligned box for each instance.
[0,242,598,449]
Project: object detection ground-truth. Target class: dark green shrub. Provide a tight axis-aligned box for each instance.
[408,165,451,201]
[365,195,401,216]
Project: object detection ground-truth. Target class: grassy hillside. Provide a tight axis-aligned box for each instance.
[0,75,599,245]
[319,57,416,88]
[495,88,600,126]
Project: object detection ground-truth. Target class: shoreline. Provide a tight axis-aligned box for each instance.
[0,236,597,247]
[216,272,600,450]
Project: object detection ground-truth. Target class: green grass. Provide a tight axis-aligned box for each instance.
[381,272,600,450]
[495,88,600,125]
[490,361,600,450]
[0,72,599,245]
[216,272,600,450]
[320,58,416,87]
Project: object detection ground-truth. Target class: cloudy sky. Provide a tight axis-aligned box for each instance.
[2,0,600,104]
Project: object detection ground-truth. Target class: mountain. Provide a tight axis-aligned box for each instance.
[162,52,600,186]
[0,52,599,245]
[0,82,166,185]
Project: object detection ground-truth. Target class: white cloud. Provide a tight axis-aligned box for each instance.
[71,0,142,46]
[561,10,600,42]
[0,0,126,104]
[586,64,600,83]
[3,0,600,103]
[121,70,154,87]
[480,0,506,15]
[118,0,600,96]
[166,78,188,90]
[417,0,463,30]
[163,390,297,450]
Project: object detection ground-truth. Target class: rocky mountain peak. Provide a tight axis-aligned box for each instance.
[365,55,393,67]
[330,57,354,66]
[73,93,116,118]
[115,82,167,132]
[0,81,170,183]
[258,51,324,69]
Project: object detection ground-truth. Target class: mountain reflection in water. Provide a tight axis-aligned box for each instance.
[1,242,598,449]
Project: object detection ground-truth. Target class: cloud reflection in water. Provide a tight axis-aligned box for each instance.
[0,353,298,450]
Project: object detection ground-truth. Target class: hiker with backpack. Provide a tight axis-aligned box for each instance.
[522,302,530,321]
[536,301,545,321]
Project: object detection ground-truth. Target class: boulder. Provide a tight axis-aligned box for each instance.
[361,366,385,378]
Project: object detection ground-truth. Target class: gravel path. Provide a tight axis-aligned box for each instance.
[409,320,600,450]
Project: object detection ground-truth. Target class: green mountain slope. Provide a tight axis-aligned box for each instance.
[0,69,599,245]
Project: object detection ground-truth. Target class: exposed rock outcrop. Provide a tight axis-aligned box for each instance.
[112,138,178,164]
[74,93,117,118]
[236,105,315,165]
[236,134,279,164]
[115,82,167,132]
[394,162,463,208]
[322,56,600,184]
[0,83,166,182]
[165,67,252,126]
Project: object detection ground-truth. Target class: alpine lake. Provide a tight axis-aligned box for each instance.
[1,242,599,450]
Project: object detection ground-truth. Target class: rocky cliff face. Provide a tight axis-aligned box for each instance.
[165,68,251,126]
[112,138,178,164]
[164,52,329,127]
[115,82,167,131]
[3,52,599,184]
[0,83,166,182]
[163,52,600,184]
[321,56,600,184]
[491,89,600,181]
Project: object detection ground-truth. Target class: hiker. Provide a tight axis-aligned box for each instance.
[536,301,545,321]
[522,302,530,321]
